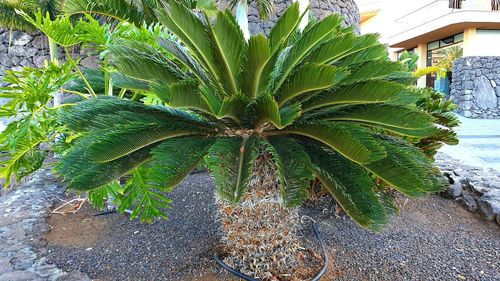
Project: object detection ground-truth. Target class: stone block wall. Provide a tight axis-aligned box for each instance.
[0,28,98,86]
[216,0,360,35]
[451,56,500,119]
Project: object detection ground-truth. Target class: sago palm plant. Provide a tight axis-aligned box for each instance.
[58,1,446,279]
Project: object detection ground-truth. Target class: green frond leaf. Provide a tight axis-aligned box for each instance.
[271,14,342,93]
[267,137,314,207]
[241,34,271,98]
[322,104,439,138]
[302,80,415,113]
[364,136,446,196]
[19,10,81,47]
[110,39,184,85]
[62,0,158,25]
[339,60,403,85]
[206,137,258,204]
[57,140,156,191]
[209,10,245,96]
[147,137,215,189]
[119,166,172,223]
[268,1,301,53]
[281,121,386,164]
[306,33,356,65]
[303,141,387,231]
[156,37,209,82]
[169,80,212,113]
[277,63,337,106]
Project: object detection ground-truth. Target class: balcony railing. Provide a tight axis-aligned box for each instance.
[394,0,496,29]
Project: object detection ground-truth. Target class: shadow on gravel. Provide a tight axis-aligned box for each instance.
[44,172,500,281]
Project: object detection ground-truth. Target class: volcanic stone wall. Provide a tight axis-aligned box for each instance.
[451,57,500,119]
[216,0,360,35]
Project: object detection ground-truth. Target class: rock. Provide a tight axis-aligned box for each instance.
[11,56,21,66]
[473,76,498,110]
[31,35,48,49]
[57,270,92,281]
[0,271,37,281]
[10,32,32,46]
[461,193,478,212]
[447,182,463,199]
[33,56,48,67]
[8,46,38,57]
[80,56,100,68]
[0,54,11,68]
[477,191,500,222]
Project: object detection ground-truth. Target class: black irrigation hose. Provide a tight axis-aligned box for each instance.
[93,209,117,216]
[214,223,328,281]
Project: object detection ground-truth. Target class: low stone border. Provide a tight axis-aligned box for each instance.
[436,152,500,226]
[0,168,90,281]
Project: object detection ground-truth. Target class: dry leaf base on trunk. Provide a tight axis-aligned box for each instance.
[216,155,322,281]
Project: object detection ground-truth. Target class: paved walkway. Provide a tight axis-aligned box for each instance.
[0,168,89,281]
[440,115,500,172]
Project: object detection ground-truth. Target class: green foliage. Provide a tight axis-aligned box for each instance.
[0,0,59,31]
[414,88,459,157]
[398,50,418,72]
[58,2,450,229]
[0,62,76,186]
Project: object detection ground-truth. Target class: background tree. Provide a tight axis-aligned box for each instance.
[0,0,63,104]
[57,2,448,279]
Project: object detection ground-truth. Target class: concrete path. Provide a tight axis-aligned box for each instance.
[440,115,500,171]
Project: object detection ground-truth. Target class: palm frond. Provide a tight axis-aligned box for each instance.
[267,137,313,207]
[62,0,158,25]
[208,10,245,96]
[56,139,155,190]
[304,141,387,231]
[281,121,386,164]
[271,14,342,93]
[277,63,338,106]
[322,104,439,138]
[240,34,270,98]
[206,137,258,204]
[268,1,300,52]
[302,80,415,113]
[363,136,446,196]
[110,40,184,85]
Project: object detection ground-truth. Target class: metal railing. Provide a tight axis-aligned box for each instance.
[394,0,495,28]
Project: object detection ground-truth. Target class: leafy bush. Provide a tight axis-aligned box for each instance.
[56,2,447,229]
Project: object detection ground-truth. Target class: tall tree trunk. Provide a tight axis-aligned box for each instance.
[235,0,250,40]
[294,0,309,31]
[218,153,302,280]
[493,0,500,11]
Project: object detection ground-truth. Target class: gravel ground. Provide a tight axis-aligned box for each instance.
[44,172,500,281]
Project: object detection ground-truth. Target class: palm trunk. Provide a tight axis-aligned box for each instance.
[235,0,250,40]
[217,153,302,280]
[493,0,500,11]
[294,0,309,31]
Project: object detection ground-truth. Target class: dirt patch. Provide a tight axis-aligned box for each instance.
[46,204,110,248]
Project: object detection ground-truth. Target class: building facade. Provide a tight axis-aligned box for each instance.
[357,0,500,118]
